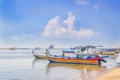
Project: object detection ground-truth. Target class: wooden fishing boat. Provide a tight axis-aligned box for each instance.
[102,51,117,55]
[46,56,104,65]
[45,47,106,65]
[32,49,47,59]
[102,48,117,55]
[32,45,56,59]
[33,53,47,59]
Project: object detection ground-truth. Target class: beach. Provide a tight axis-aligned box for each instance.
[95,67,120,80]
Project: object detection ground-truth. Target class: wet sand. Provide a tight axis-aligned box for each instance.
[95,67,120,80]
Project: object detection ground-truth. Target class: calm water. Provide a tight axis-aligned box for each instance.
[0,50,119,80]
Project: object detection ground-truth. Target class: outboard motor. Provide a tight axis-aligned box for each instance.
[101,59,107,63]
[98,58,107,65]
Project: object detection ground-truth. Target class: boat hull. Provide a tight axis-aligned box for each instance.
[33,54,47,59]
[48,57,99,65]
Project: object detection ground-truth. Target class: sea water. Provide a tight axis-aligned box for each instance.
[0,50,119,80]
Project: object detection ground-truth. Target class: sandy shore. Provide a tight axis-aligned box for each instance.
[95,67,120,80]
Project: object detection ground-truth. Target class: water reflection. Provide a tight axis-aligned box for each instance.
[0,50,119,80]
[47,63,105,71]
[47,63,106,80]
[32,59,107,80]
[32,58,48,69]
[32,58,50,77]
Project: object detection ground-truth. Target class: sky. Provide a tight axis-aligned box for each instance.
[0,0,120,48]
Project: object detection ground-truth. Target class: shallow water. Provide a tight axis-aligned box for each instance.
[0,50,119,80]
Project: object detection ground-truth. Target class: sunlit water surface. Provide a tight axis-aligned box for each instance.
[0,50,119,80]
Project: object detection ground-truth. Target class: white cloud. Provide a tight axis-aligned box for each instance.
[42,12,97,38]
[54,26,66,35]
[11,34,35,41]
[42,16,66,36]
[76,0,101,12]
[64,12,75,32]
[71,28,95,38]
[0,33,42,48]
[76,0,90,6]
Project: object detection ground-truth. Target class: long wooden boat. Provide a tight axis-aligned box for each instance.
[45,46,107,65]
[46,51,106,65]
[102,52,117,55]
[32,49,47,59]
[33,53,47,59]
[46,55,105,65]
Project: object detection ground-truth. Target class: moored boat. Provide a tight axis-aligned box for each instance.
[45,46,106,65]
[33,53,47,59]
[102,48,117,55]
[46,56,104,65]
[32,49,47,59]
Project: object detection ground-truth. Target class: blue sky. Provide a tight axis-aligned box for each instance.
[0,0,120,48]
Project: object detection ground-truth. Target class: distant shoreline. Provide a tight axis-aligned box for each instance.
[0,48,32,50]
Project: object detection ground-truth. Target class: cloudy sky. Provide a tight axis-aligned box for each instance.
[0,0,120,48]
